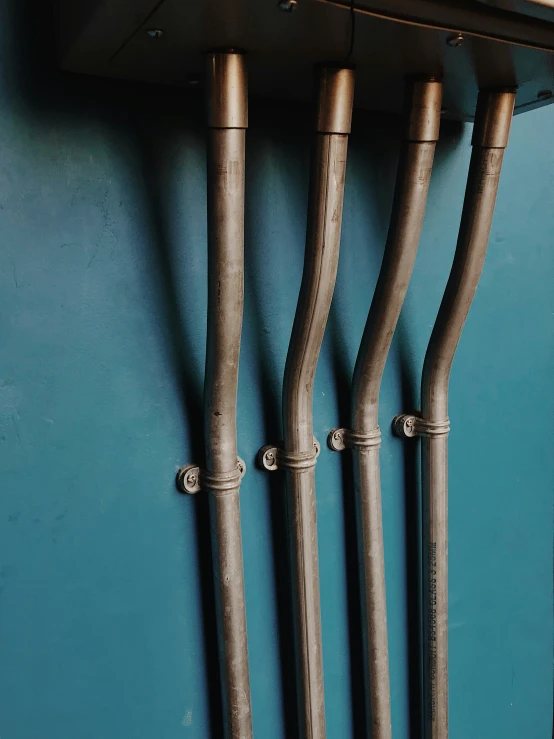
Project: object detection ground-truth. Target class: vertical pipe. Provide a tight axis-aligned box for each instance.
[420,89,515,739]
[205,50,252,739]
[283,64,355,739]
[349,78,443,739]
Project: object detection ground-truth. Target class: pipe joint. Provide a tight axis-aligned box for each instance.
[315,65,355,134]
[257,438,321,472]
[392,413,450,439]
[327,426,381,451]
[176,457,246,495]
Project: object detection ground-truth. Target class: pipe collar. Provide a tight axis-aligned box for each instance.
[315,65,355,134]
[472,89,516,148]
[405,77,443,142]
[206,51,248,129]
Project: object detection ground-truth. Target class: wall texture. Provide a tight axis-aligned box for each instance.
[0,3,552,738]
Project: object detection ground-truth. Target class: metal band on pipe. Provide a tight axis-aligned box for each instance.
[406,77,443,142]
[258,439,321,472]
[176,458,246,495]
[315,65,355,134]
[328,427,382,451]
[392,414,450,439]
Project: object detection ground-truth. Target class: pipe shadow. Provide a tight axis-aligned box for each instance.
[132,115,224,737]
[393,319,423,739]
[327,310,368,738]
[9,0,223,733]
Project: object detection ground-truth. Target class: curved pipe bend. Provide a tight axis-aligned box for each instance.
[337,77,443,739]
[282,65,355,739]
[419,88,515,739]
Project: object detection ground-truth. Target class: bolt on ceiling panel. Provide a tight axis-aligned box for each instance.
[58,0,554,120]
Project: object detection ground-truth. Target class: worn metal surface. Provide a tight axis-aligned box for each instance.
[413,88,515,739]
[328,78,442,739]
[261,65,355,739]
[58,0,554,121]
[204,51,252,739]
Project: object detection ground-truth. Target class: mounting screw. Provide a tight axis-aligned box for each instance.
[145,28,165,39]
[392,413,418,439]
[328,428,346,452]
[446,32,464,48]
[278,0,298,11]
[176,464,202,494]
[258,445,280,471]
[185,74,202,88]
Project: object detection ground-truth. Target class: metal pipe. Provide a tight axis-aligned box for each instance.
[329,77,443,738]
[259,64,355,739]
[394,88,515,739]
[285,65,354,739]
[203,51,252,739]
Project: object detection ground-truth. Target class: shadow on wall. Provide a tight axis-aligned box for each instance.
[7,1,464,737]
[8,1,224,736]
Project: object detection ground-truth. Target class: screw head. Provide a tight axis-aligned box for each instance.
[446,32,464,48]
[278,0,298,11]
[185,75,202,88]
[145,28,165,39]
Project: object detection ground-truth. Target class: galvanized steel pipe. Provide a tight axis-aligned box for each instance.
[395,88,515,739]
[261,65,355,739]
[329,77,443,739]
[205,51,252,739]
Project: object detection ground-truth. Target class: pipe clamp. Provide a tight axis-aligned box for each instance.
[258,438,320,472]
[392,413,450,438]
[176,457,246,495]
[327,427,382,451]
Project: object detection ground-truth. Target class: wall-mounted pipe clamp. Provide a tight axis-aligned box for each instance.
[176,457,246,495]
[392,413,450,439]
[327,426,382,452]
[258,438,320,472]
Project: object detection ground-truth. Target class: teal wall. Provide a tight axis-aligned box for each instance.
[0,3,552,738]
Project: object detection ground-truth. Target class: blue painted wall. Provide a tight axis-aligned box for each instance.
[0,4,552,738]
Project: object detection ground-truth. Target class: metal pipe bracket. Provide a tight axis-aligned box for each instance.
[257,438,321,472]
[392,413,450,438]
[327,427,382,451]
[176,457,246,495]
